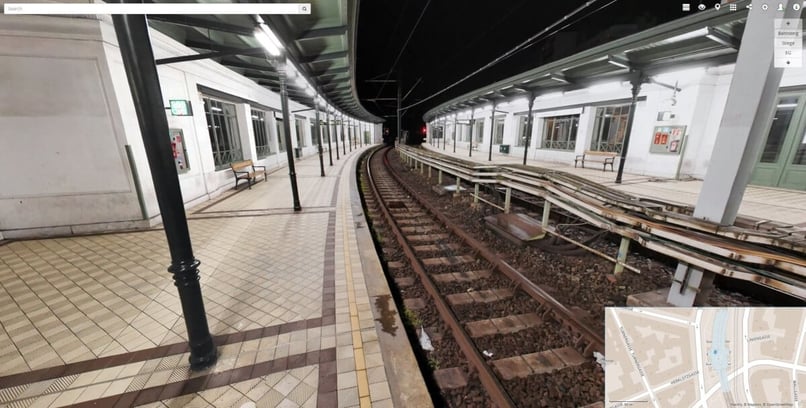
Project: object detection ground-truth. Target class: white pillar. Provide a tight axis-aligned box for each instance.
[235,103,256,161]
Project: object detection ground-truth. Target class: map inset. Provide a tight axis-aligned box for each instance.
[605,307,806,407]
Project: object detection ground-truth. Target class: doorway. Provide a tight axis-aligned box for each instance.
[751,94,806,191]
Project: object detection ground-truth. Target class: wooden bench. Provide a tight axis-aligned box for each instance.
[230,160,266,190]
[574,150,618,172]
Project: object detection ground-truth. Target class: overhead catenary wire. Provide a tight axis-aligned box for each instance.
[372,0,433,100]
[400,0,616,111]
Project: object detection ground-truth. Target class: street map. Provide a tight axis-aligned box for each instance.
[605,307,806,407]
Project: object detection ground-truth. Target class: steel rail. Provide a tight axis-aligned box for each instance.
[388,150,605,355]
[365,147,517,408]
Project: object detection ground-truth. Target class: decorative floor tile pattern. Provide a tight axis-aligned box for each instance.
[0,148,398,408]
[200,161,339,213]
[0,214,327,376]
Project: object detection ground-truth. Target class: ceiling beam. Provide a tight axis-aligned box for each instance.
[606,54,631,69]
[312,66,349,77]
[148,15,254,36]
[548,73,570,84]
[242,71,280,81]
[220,59,276,72]
[156,47,266,65]
[297,25,347,40]
[705,27,739,49]
[302,51,348,64]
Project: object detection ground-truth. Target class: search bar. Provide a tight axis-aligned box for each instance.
[3,3,311,15]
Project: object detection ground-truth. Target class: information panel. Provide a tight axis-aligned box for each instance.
[170,128,190,173]
[649,125,686,155]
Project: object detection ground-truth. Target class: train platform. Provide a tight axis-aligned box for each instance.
[0,146,432,408]
[421,143,806,227]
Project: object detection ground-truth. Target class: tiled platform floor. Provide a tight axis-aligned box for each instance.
[0,146,430,407]
[423,142,806,226]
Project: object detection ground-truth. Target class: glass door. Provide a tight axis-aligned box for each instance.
[751,95,806,190]
[778,125,806,190]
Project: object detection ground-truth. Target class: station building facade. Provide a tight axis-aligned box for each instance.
[0,15,377,239]
[428,65,806,191]
[426,25,806,194]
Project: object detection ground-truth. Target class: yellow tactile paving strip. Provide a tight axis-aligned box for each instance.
[341,192,372,408]
[332,148,394,407]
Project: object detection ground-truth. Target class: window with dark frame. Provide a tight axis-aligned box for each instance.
[493,116,505,145]
[541,114,579,151]
[252,109,271,158]
[591,105,631,152]
[515,116,529,147]
[275,114,287,152]
[295,117,307,147]
[474,119,485,143]
[309,119,316,146]
[203,97,243,169]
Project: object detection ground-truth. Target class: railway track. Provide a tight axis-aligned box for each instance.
[360,146,604,407]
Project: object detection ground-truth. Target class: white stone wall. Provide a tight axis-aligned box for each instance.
[0,14,344,238]
[0,16,145,237]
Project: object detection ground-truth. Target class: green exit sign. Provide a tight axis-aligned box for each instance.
[169,100,193,116]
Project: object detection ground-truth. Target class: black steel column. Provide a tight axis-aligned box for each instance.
[279,57,302,211]
[523,95,535,166]
[615,76,643,184]
[112,12,216,371]
[334,117,340,160]
[325,111,334,166]
[442,118,447,150]
[452,116,457,153]
[314,104,325,177]
[348,119,353,152]
[468,110,475,158]
[396,80,402,145]
[488,103,496,161]
[341,116,347,155]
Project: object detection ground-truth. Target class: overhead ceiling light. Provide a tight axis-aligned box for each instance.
[606,55,630,69]
[549,73,569,84]
[255,23,283,56]
[664,27,709,44]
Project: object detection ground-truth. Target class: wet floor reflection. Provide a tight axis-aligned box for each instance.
[374,294,398,335]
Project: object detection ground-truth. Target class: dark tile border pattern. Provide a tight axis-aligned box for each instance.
[0,156,346,407]
[69,347,337,408]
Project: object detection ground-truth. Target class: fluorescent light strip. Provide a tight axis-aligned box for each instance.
[254,30,281,56]
[4,3,311,14]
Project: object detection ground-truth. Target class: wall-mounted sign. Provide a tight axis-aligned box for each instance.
[169,99,193,116]
[650,125,686,155]
[170,128,190,173]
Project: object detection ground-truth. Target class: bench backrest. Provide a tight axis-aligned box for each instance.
[230,160,253,171]
[584,150,618,157]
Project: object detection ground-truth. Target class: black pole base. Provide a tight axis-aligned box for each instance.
[189,338,218,371]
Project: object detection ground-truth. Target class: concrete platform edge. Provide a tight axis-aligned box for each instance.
[348,147,434,408]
